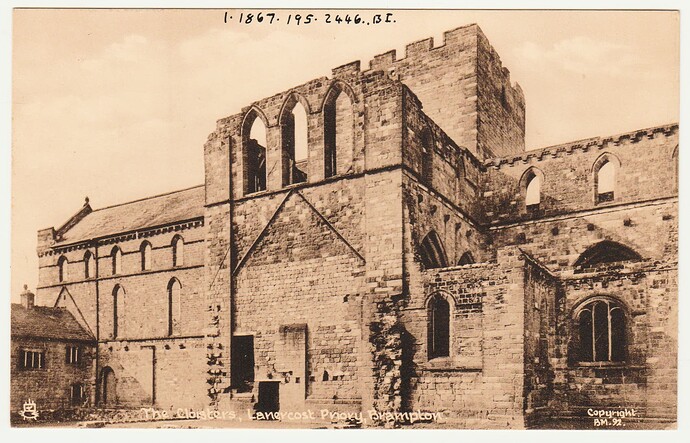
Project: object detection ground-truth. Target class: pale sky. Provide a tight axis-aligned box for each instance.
[10,9,679,301]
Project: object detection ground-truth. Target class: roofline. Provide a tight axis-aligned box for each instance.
[88,184,204,213]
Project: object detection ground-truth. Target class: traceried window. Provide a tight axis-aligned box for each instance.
[172,235,184,267]
[428,294,451,359]
[19,350,45,369]
[140,241,152,271]
[111,247,122,275]
[576,298,626,363]
[58,256,67,283]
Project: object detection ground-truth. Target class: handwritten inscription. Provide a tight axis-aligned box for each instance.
[223,12,396,26]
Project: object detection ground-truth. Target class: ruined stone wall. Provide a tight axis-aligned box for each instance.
[402,88,485,223]
[483,126,678,225]
[369,23,525,159]
[97,338,208,409]
[11,338,96,412]
[399,248,527,428]
[548,265,677,421]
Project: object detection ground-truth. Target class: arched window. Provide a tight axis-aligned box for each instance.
[575,298,626,362]
[428,293,451,359]
[113,285,125,339]
[168,278,182,336]
[457,252,475,266]
[140,241,152,271]
[172,235,184,267]
[243,109,268,194]
[111,247,122,275]
[593,153,620,204]
[280,95,309,185]
[574,241,641,271]
[57,256,68,283]
[84,251,95,279]
[323,82,355,178]
[525,175,541,208]
[420,128,434,186]
[419,231,448,269]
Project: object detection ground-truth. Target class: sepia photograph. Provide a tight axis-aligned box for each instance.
[6,6,682,434]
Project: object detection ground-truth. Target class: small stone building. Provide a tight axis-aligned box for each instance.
[27,24,677,428]
[11,286,96,417]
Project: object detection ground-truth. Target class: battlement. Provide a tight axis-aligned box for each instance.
[486,123,678,169]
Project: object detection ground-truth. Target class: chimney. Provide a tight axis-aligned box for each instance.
[20,284,35,310]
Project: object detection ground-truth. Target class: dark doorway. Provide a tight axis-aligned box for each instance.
[100,367,116,407]
[231,335,255,393]
[257,381,280,416]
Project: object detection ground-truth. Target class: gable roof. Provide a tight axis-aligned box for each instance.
[11,304,95,342]
[55,185,204,245]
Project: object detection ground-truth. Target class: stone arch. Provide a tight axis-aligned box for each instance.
[279,92,311,185]
[111,246,122,275]
[112,284,125,339]
[419,230,448,269]
[167,277,182,336]
[322,80,356,178]
[425,291,454,359]
[242,106,270,194]
[57,255,68,283]
[592,152,621,204]
[140,240,152,271]
[519,166,545,209]
[573,240,642,269]
[571,295,630,363]
[457,251,475,266]
[99,366,117,406]
[171,234,185,267]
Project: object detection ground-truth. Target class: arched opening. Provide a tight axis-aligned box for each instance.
[673,145,679,193]
[172,235,184,267]
[113,285,125,339]
[84,251,95,279]
[525,174,541,209]
[111,247,122,275]
[168,278,181,336]
[100,367,117,407]
[593,153,620,204]
[457,251,475,266]
[575,298,626,362]
[428,293,451,359]
[280,95,309,185]
[243,110,268,194]
[140,241,152,271]
[419,231,448,269]
[323,82,355,178]
[57,255,67,283]
[574,240,641,270]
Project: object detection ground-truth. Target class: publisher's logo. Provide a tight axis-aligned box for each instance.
[19,399,39,421]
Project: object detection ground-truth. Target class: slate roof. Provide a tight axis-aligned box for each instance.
[56,185,205,245]
[11,304,95,342]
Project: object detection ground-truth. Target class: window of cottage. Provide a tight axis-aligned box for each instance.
[19,350,45,369]
[66,346,81,364]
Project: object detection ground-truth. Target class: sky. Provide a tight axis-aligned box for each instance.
[9,9,679,301]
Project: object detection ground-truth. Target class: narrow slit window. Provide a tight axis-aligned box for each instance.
[428,294,451,359]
